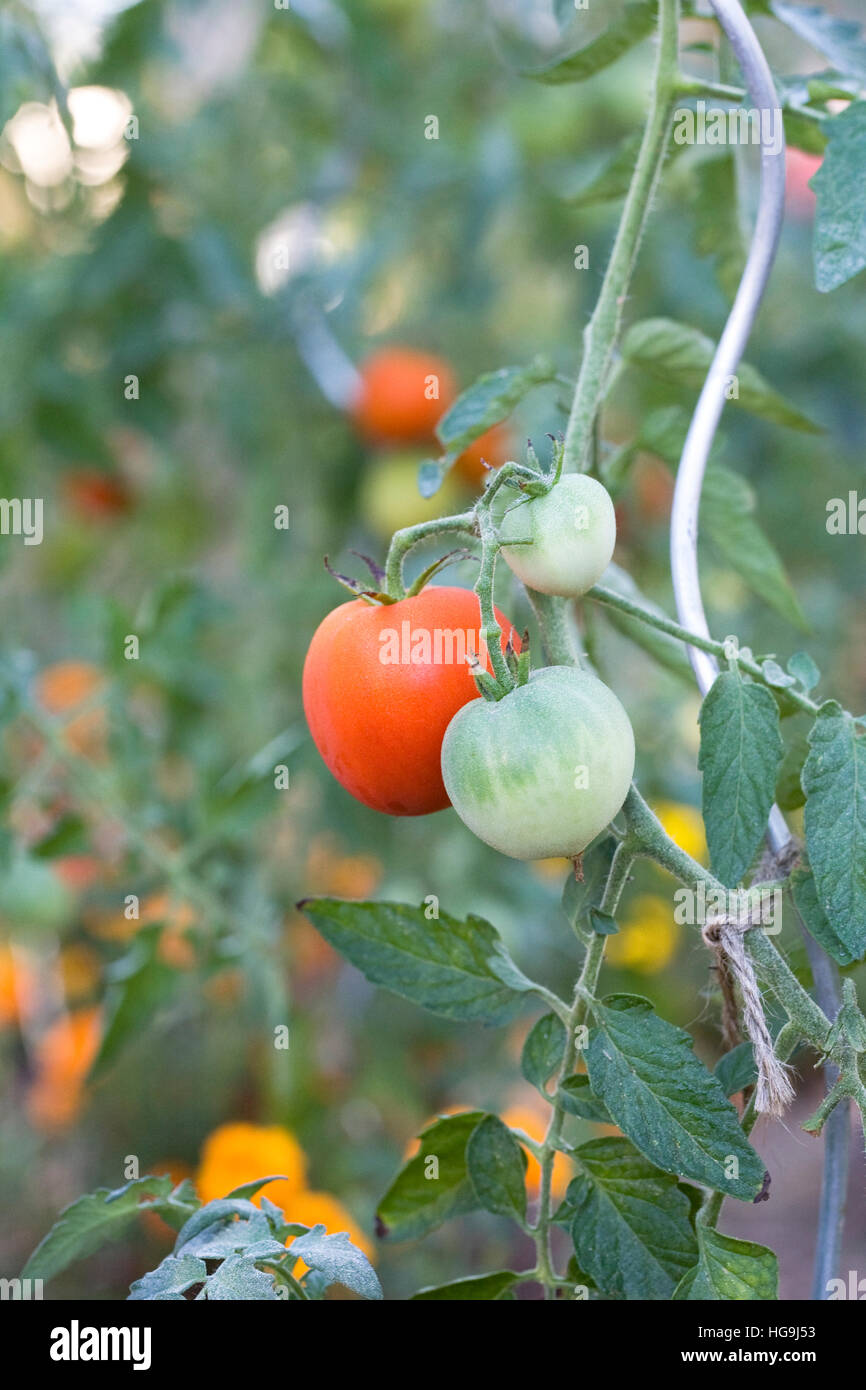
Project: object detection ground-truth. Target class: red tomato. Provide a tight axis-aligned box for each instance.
[63,470,132,519]
[303,586,519,815]
[351,347,457,444]
[455,423,513,487]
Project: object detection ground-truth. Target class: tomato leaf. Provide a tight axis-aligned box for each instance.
[561,835,619,936]
[698,669,785,888]
[128,1253,207,1301]
[466,1114,528,1222]
[376,1111,486,1241]
[287,1225,383,1301]
[621,318,823,433]
[298,898,537,1025]
[802,703,866,959]
[702,465,808,630]
[199,1253,280,1301]
[558,1074,612,1123]
[565,1136,698,1300]
[673,1226,778,1300]
[770,3,866,83]
[22,1176,174,1282]
[775,724,810,811]
[435,358,555,455]
[88,925,181,1083]
[585,995,766,1199]
[714,1041,758,1097]
[520,2,658,85]
[411,1270,521,1300]
[690,152,746,302]
[791,866,857,967]
[521,1012,567,1095]
[811,101,866,293]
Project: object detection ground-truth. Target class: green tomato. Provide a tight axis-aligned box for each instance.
[499,474,616,597]
[441,665,634,860]
[0,854,74,936]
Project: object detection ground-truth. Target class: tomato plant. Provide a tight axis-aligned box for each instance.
[6,0,866,1328]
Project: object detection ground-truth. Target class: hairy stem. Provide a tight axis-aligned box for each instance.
[562,0,681,473]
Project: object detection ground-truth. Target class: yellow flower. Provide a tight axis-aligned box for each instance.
[652,800,706,866]
[606,895,678,974]
[196,1122,307,1209]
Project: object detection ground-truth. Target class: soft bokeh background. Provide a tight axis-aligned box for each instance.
[0,0,863,1299]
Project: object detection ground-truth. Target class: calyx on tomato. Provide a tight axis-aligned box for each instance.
[499,473,616,598]
[440,665,634,860]
[302,585,520,816]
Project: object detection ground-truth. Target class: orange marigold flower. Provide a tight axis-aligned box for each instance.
[35,661,107,758]
[26,1006,102,1131]
[195,1122,308,1209]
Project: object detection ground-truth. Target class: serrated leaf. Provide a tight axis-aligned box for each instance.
[521,2,658,84]
[521,1012,567,1095]
[288,1224,383,1300]
[128,1253,206,1301]
[22,1177,173,1282]
[812,101,866,292]
[435,359,554,455]
[467,1115,528,1222]
[89,925,180,1082]
[802,703,866,958]
[201,1253,279,1301]
[691,153,746,301]
[585,995,766,1199]
[561,836,619,936]
[558,1074,612,1123]
[698,669,785,888]
[622,318,822,433]
[791,867,858,968]
[673,1226,778,1300]
[771,3,866,82]
[714,1041,758,1097]
[177,1209,281,1261]
[566,1136,698,1299]
[411,1270,521,1300]
[299,899,536,1025]
[701,466,808,630]
[377,1111,486,1241]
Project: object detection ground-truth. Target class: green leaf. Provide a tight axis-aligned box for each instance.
[299,899,536,1025]
[775,725,810,811]
[566,1136,698,1299]
[771,3,866,83]
[223,1176,288,1202]
[561,837,619,936]
[567,130,645,207]
[521,2,658,84]
[702,465,808,630]
[714,1041,758,1097]
[521,1012,567,1096]
[673,1226,778,1300]
[812,102,866,292]
[200,1253,279,1301]
[467,1115,528,1222]
[411,1270,521,1300]
[622,318,823,433]
[558,1074,612,1123]
[376,1111,486,1241]
[288,1225,383,1301]
[175,1207,282,1260]
[802,703,866,959]
[690,153,746,301]
[787,650,821,692]
[435,358,554,456]
[698,670,785,888]
[89,925,181,1082]
[128,1253,207,1301]
[783,107,828,156]
[791,867,856,967]
[585,995,766,1199]
[22,1177,173,1282]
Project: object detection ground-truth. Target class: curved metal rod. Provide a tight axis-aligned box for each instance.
[670,0,848,1300]
[669,0,788,852]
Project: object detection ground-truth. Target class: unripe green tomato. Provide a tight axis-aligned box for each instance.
[441,665,634,860]
[359,451,463,540]
[499,474,616,597]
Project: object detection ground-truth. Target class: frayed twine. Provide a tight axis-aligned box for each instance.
[703,844,800,1118]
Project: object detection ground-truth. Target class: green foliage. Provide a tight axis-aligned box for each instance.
[812,102,866,292]
[803,703,866,959]
[466,1115,529,1222]
[673,1227,779,1301]
[698,669,785,888]
[299,898,538,1025]
[584,995,766,1199]
[521,2,659,85]
[23,1177,175,1282]
[376,1112,487,1242]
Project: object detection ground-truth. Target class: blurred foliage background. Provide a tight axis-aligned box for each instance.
[0,0,864,1299]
